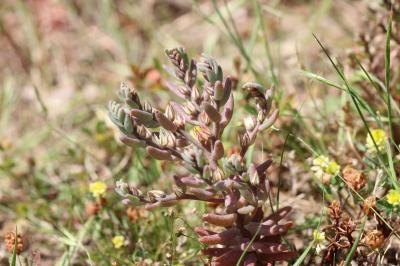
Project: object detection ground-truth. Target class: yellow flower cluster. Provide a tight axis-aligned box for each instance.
[112,235,125,249]
[313,229,327,254]
[311,155,340,184]
[366,129,386,154]
[386,190,400,206]
[89,181,107,198]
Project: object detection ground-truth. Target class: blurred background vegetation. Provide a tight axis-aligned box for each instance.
[1,0,398,265]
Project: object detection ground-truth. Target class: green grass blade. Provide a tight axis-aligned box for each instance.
[299,70,343,90]
[292,241,314,266]
[10,228,17,266]
[383,13,398,189]
[385,13,392,139]
[313,34,399,189]
[344,216,367,266]
[253,0,279,86]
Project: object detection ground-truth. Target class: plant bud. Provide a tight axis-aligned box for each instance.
[203,165,212,180]
[117,106,125,123]
[242,82,264,93]
[131,109,157,128]
[182,101,197,117]
[257,110,267,123]
[248,164,260,186]
[212,167,225,181]
[220,77,232,105]
[191,86,201,103]
[212,140,224,160]
[259,109,279,131]
[155,111,177,132]
[213,179,233,191]
[147,190,165,201]
[142,100,154,113]
[136,125,152,139]
[240,188,256,205]
[165,80,187,99]
[115,179,130,197]
[203,103,221,123]
[165,104,175,120]
[174,185,185,197]
[185,59,197,88]
[155,129,176,149]
[213,80,224,101]
[199,111,211,125]
[238,130,251,149]
[220,93,234,128]
[123,113,134,133]
[173,114,186,129]
[244,116,257,132]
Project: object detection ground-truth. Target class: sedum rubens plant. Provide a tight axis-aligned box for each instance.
[108,47,297,265]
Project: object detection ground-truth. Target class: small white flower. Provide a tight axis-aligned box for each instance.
[313,230,328,254]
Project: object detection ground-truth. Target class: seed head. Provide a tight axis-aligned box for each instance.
[363,196,376,216]
[4,232,26,254]
[364,230,384,249]
[342,166,365,191]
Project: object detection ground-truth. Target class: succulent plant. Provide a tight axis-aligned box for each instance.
[109,47,296,265]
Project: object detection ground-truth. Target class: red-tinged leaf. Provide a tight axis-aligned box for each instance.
[257,251,298,261]
[202,248,232,257]
[245,222,293,236]
[220,93,234,128]
[199,227,242,245]
[256,159,273,177]
[195,227,216,237]
[262,207,292,223]
[202,213,237,227]
[189,187,215,200]
[146,146,173,160]
[211,250,242,266]
[243,252,257,266]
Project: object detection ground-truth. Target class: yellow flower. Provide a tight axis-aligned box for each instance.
[313,229,326,242]
[366,129,386,153]
[312,155,330,168]
[386,190,400,206]
[313,230,327,254]
[311,155,340,183]
[112,235,125,249]
[89,181,107,198]
[326,161,340,175]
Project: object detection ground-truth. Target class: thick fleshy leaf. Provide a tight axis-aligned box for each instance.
[220,93,234,128]
[244,222,293,236]
[146,146,173,160]
[211,250,242,266]
[199,227,242,245]
[203,103,221,122]
[202,213,237,227]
